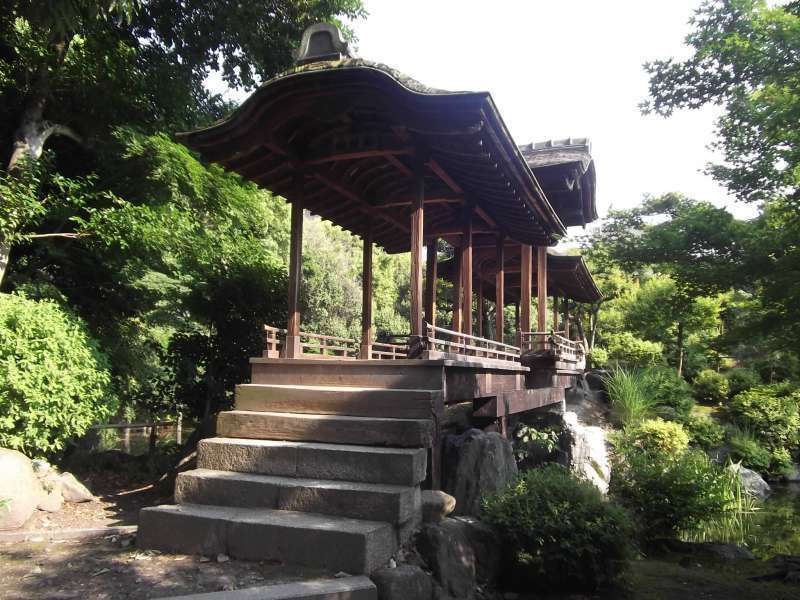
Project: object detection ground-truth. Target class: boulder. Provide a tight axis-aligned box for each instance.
[417,519,476,599]
[442,429,517,517]
[561,411,611,493]
[59,472,94,502]
[37,474,64,513]
[371,564,433,600]
[422,490,456,523]
[728,463,771,499]
[451,516,501,584]
[0,448,40,529]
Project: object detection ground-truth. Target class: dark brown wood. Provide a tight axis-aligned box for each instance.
[461,204,474,336]
[451,249,462,333]
[361,221,373,357]
[537,245,548,332]
[495,236,505,342]
[520,244,532,338]
[563,298,570,340]
[425,240,438,328]
[285,176,305,358]
[410,162,425,337]
[552,295,559,334]
[476,276,484,338]
[427,158,463,194]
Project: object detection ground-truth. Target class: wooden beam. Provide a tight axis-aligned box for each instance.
[427,158,463,194]
[312,170,409,234]
[377,194,463,208]
[451,251,462,334]
[476,276,484,338]
[304,146,414,166]
[425,240,438,329]
[361,220,373,358]
[520,244,532,339]
[425,224,493,237]
[537,245,548,332]
[461,203,473,336]
[552,295,559,334]
[385,154,414,178]
[495,236,505,342]
[410,163,425,337]
[284,176,304,358]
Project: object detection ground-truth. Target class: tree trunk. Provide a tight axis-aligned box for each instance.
[676,321,685,377]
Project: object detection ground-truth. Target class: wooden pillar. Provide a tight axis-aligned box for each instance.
[476,276,484,338]
[285,177,304,358]
[424,240,438,328]
[520,244,532,340]
[495,237,504,342]
[451,251,462,333]
[536,246,548,332]
[552,295,560,334]
[360,222,373,359]
[461,203,473,336]
[410,164,425,337]
[563,298,570,340]
[514,300,520,332]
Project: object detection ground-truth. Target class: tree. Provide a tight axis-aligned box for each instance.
[0,0,366,285]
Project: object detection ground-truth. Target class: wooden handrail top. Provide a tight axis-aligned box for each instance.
[301,331,358,344]
[373,342,407,349]
[424,336,520,359]
[425,322,521,353]
[302,343,356,353]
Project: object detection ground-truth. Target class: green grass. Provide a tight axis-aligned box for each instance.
[602,367,656,427]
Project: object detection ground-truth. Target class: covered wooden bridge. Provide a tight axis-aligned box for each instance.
[138,25,604,569]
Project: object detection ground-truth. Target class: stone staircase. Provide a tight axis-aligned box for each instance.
[138,378,438,575]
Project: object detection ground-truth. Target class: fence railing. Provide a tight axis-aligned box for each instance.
[371,341,408,359]
[264,324,408,360]
[520,331,585,362]
[424,323,521,362]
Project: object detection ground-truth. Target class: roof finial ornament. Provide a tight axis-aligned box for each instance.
[294,23,352,66]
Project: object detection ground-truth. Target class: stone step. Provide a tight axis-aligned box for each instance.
[250,358,445,390]
[198,438,427,486]
[235,384,441,419]
[217,410,433,448]
[176,469,420,524]
[157,576,376,600]
[138,504,395,575]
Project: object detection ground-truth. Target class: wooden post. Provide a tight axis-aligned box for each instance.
[536,246,548,332]
[476,276,484,338]
[495,236,504,342]
[563,298,570,340]
[553,295,560,334]
[461,203,473,336]
[285,176,304,358]
[360,222,373,359]
[425,240,438,328]
[451,251,462,334]
[520,244,532,342]
[410,164,425,337]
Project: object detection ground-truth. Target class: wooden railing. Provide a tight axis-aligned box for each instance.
[263,325,408,360]
[424,323,521,362]
[371,341,408,359]
[300,331,359,359]
[520,331,585,362]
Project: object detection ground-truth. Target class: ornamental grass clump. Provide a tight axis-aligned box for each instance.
[482,464,632,592]
[602,367,655,427]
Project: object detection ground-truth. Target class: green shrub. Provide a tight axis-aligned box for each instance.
[602,367,655,427]
[685,415,726,450]
[611,448,732,540]
[725,368,760,399]
[604,331,664,369]
[614,418,690,456]
[642,367,694,421]
[693,369,730,404]
[728,428,772,474]
[483,464,632,592]
[588,346,609,368]
[728,384,800,453]
[0,294,116,457]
